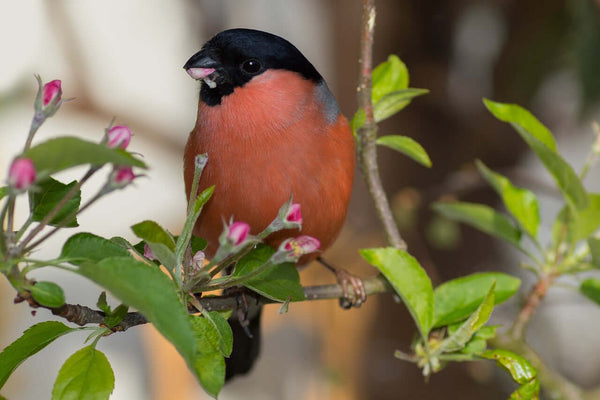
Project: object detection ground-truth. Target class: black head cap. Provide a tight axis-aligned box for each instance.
[184,28,323,106]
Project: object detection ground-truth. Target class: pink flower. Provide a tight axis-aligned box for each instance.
[272,235,320,263]
[42,80,62,107]
[8,158,36,190]
[106,125,132,149]
[111,166,135,187]
[227,221,251,246]
[283,235,320,256]
[286,203,302,224]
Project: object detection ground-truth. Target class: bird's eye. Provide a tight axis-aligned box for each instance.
[241,59,261,74]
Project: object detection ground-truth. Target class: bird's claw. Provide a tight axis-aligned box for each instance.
[335,268,367,309]
[224,287,254,338]
[318,257,366,309]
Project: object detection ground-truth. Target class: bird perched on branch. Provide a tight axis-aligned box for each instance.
[183,28,364,381]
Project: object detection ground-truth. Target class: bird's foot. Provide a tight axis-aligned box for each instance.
[224,287,255,338]
[317,256,366,309]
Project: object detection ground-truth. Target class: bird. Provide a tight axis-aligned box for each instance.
[183,28,364,381]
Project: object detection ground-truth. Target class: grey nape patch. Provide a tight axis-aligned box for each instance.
[314,80,341,124]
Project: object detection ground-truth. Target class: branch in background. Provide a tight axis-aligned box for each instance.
[356,0,406,250]
[14,275,393,331]
[508,273,555,340]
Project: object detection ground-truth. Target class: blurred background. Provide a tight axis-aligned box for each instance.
[1,0,600,399]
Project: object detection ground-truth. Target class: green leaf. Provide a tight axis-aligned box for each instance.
[461,337,487,354]
[201,311,233,357]
[433,272,521,327]
[552,195,600,248]
[360,247,434,339]
[376,135,432,167]
[476,160,540,238]
[432,202,522,247]
[482,349,537,383]
[233,245,305,302]
[0,187,7,201]
[484,100,587,211]
[73,257,197,367]
[483,99,556,151]
[104,304,128,328]
[510,379,540,400]
[190,235,208,254]
[30,178,81,227]
[131,221,176,268]
[482,349,539,399]
[52,346,114,400]
[350,108,366,135]
[589,238,600,267]
[24,136,145,175]
[190,316,225,398]
[30,281,65,308]
[96,292,111,314]
[438,282,495,353]
[374,88,429,123]
[372,55,409,103]
[580,279,600,305]
[572,193,600,242]
[0,322,76,389]
[61,233,131,264]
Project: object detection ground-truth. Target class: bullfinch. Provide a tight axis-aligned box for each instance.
[183,28,364,381]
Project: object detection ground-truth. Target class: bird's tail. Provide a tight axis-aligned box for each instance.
[225,307,262,381]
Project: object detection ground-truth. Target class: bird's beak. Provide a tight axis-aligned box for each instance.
[184,50,220,87]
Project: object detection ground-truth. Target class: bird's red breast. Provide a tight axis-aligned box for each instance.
[184,68,355,259]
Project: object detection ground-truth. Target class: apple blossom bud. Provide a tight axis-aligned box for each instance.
[34,76,63,118]
[106,125,132,149]
[143,243,156,261]
[43,80,62,107]
[285,203,302,225]
[110,166,135,188]
[8,158,36,190]
[227,221,251,246]
[271,235,320,263]
[213,220,255,261]
[261,199,304,237]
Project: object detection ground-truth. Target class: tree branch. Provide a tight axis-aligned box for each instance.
[14,275,393,331]
[356,0,406,250]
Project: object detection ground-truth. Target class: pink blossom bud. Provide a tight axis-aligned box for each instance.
[286,203,302,224]
[227,221,251,246]
[8,158,36,190]
[111,166,135,187]
[143,243,156,261]
[106,125,132,149]
[43,80,62,107]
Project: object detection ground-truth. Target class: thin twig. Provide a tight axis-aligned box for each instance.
[356,0,406,250]
[509,273,555,340]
